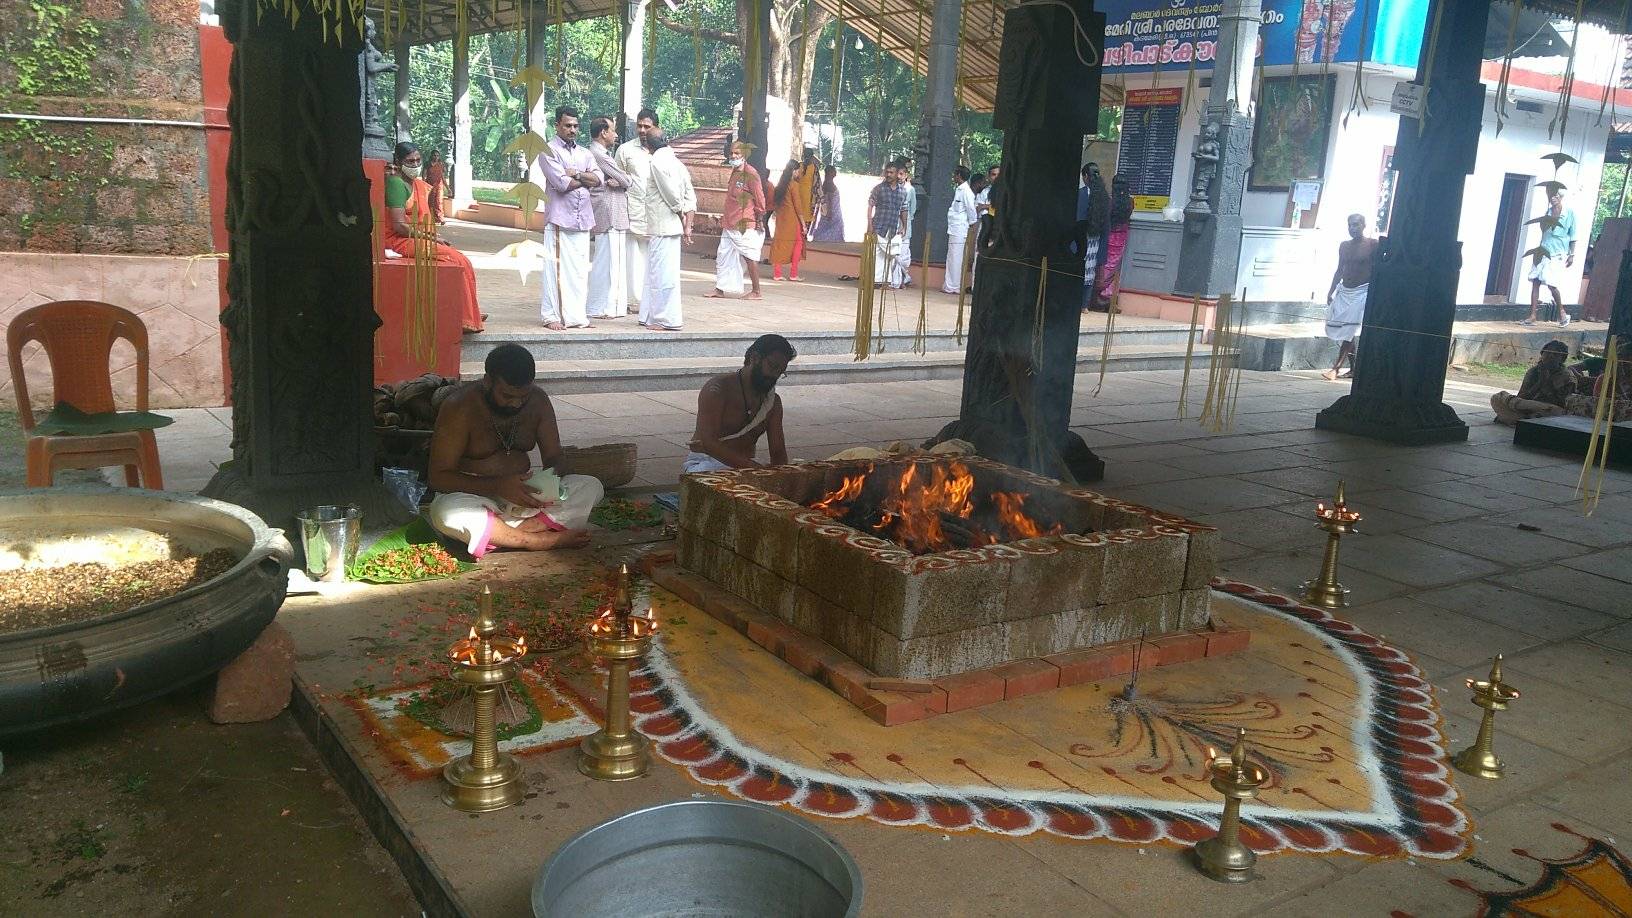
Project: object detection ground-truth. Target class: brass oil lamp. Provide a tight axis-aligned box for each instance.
[1302,481,1362,609]
[1193,727,1269,883]
[441,585,527,812]
[578,563,658,782]
[1451,654,1521,780]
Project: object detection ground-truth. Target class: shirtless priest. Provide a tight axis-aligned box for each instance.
[426,344,603,555]
[683,334,796,472]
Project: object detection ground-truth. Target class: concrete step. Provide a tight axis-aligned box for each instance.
[462,322,1199,364]
[460,343,1228,395]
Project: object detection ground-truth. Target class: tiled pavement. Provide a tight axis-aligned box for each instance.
[142,367,1631,914]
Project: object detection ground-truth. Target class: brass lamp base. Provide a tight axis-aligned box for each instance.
[577,728,650,782]
[441,751,524,812]
[1194,836,1257,884]
[1300,578,1349,609]
[1450,745,1505,780]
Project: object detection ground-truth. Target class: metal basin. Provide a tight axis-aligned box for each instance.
[533,799,862,918]
[0,487,291,737]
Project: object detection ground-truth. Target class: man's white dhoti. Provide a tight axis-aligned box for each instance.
[1528,254,1566,289]
[625,233,648,306]
[896,230,914,281]
[873,235,905,288]
[714,228,764,295]
[541,225,592,327]
[943,235,968,293]
[425,474,605,558]
[643,234,684,330]
[1325,282,1368,342]
[587,229,628,318]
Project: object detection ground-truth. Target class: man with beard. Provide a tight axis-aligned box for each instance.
[683,334,796,472]
[425,344,603,555]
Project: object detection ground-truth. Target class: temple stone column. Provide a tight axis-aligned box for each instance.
[525,3,550,134]
[393,40,411,143]
[619,0,649,131]
[744,0,773,176]
[1173,0,1260,297]
[910,0,961,264]
[205,0,403,530]
[451,28,473,207]
[931,0,1107,482]
[1315,0,1492,444]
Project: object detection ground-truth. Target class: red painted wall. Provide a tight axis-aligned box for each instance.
[199,23,233,405]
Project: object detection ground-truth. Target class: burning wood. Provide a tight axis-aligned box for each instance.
[808,461,1066,554]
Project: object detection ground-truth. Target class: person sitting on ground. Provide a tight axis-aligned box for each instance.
[1564,337,1632,421]
[425,344,603,555]
[683,334,796,473]
[1490,340,1578,426]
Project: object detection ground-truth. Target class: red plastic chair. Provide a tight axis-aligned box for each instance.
[6,300,164,489]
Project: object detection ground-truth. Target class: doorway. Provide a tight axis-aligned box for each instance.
[1485,173,1532,301]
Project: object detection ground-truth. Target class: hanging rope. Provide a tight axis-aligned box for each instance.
[1341,0,1372,128]
[830,0,845,121]
[646,0,658,98]
[1177,293,1202,418]
[1093,290,1117,397]
[1416,0,1447,137]
[792,0,812,117]
[1030,257,1050,386]
[1492,0,1521,137]
[1576,335,1619,516]
[1199,293,1233,431]
[1550,0,1586,141]
[914,229,931,355]
[408,208,438,370]
[744,0,764,129]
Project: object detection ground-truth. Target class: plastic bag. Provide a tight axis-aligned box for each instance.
[382,467,428,512]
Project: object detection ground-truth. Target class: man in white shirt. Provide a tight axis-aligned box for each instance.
[537,105,603,330]
[895,157,918,285]
[615,107,659,309]
[640,129,697,331]
[942,165,979,294]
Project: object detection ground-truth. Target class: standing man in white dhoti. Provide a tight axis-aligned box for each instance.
[1323,213,1378,381]
[1523,188,1577,328]
[640,129,696,331]
[865,162,909,289]
[616,107,659,310]
[586,116,632,320]
[942,166,979,294]
[537,106,602,330]
[894,158,918,286]
[707,142,768,300]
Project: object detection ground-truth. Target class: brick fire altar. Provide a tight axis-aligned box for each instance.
[677,457,1218,681]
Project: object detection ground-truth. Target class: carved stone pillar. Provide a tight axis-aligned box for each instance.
[1174,0,1260,298]
[1315,0,1491,444]
[909,0,961,264]
[204,0,403,530]
[931,0,1106,483]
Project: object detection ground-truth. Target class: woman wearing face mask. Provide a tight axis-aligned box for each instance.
[385,141,484,333]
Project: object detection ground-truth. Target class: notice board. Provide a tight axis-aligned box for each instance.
[1119,87,1181,212]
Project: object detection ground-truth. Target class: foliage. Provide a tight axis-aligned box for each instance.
[1592,162,1627,242]
[11,0,100,96]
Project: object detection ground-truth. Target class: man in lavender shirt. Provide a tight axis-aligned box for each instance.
[537,105,602,330]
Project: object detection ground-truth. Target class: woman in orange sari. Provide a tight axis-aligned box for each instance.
[385,142,483,333]
[768,150,818,281]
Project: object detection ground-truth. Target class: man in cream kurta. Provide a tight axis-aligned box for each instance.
[615,108,659,308]
[537,105,602,330]
[640,129,696,331]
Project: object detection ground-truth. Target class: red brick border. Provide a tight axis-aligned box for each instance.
[640,554,1251,726]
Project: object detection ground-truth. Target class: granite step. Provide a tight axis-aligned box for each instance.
[459,342,1229,395]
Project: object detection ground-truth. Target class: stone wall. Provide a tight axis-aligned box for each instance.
[0,252,226,409]
[0,0,213,256]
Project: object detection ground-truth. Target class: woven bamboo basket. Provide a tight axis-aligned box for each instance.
[559,443,637,489]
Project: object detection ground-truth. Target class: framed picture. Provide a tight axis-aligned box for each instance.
[1249,74,1337,191]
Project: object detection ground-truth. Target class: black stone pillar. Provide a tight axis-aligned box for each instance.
[205,0,404,530]
[909,0,961,264]
[1315,0,1491,444]
[931,0,1106,483]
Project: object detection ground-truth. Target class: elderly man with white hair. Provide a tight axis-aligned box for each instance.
[1524,186,1577,328]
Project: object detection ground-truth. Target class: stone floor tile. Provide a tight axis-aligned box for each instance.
[1094,442,1211,462]
[1503,640,1632,708]
[1558,547,1632,584]
[1513,460,1632,492]
[1195,506,1319,551]
[1433,663,1632,763]
[1325,457,1467,489]
[1214,548,1414,604]
[1491,565,1632,617]
[1107,476,1305,517]
[1166,449,1313,477]
[1587,620,1632,653]
[1235,465,1388,500]
[1338,533,1505,589]
[1533,763,1632,834]
[1334,597,1546,674]
[1436,712,1593,811]
[1091,460,1199,488]
[1353,488,1486,522]
[1403,519,1594,566]
[1483,505,1632,550]
[1255,859,1480,918]
[1402,477,1560,513]
[555,391,692,418]
[1395,449,1534,478]
[1414,581,1619,641]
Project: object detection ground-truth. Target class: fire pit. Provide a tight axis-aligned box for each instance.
[678,458,1216,680]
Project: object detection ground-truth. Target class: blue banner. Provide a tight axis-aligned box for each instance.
[1099,0,1428,74]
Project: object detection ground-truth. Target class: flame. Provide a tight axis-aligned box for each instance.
[810,461,1064,554]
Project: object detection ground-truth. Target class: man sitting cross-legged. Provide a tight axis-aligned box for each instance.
[426,344,603,555]
[683,334,796,473]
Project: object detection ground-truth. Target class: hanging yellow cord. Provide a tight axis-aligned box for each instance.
[1093,290,1117,397]
[830,0,845,120]
[744,0,763,127]
[1177,293,1202,418]
[954,232,975,344]
[1577,335,1619,516]
[1551,0,1587,141]
[914,229,930,355]
[855,231,877,360]
[1030,258,1049,376]
[1199,293,1232,430]
[1491,0,1520,136]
